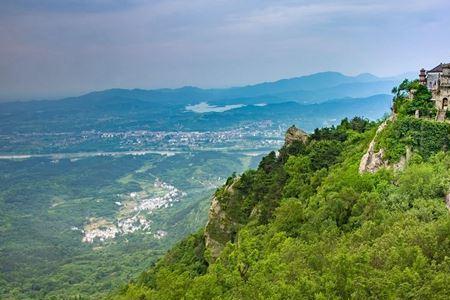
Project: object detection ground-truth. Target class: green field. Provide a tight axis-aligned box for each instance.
[0,152,262,299]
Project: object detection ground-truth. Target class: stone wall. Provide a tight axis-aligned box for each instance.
[428,64,450,120]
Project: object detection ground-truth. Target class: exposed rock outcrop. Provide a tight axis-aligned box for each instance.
[359,114,412,174]
[392,146,411,172]
[359,141,387,173]
[204,125,308,262]
[359,145,411,174]
[359,115,411,174]
[204,181,239,263]
[359,118,390,173]
[285,125,308,146]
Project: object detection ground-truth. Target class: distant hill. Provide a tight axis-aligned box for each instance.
[0,93,391,134]
[1,71,402,109]
[214,71,381,98]
[0,71,397,134]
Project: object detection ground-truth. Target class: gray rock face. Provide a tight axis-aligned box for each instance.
[204,196,227,261]
[204,182,239,263]
[284,125,308,146]
[359,119,389,174]
[359,140,387,173]
[392,146,411,172]
[359,115,411,174]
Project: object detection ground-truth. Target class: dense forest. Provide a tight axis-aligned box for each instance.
[109,80,450,299]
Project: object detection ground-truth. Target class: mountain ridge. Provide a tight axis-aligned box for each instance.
[1,71,403,106]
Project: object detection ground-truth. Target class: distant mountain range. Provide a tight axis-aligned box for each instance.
[0,71,407,134]
[2,71,412,107]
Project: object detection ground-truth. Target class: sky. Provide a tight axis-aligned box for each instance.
[1,0,450,101]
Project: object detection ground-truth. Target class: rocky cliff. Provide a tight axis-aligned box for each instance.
[284,125,308,146]
[203,125,309,262]
[204,180,240,262]
[359,114,412,173]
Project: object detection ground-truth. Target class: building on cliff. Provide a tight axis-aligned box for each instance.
[419,63,450,121]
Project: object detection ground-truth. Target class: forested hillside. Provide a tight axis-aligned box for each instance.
[110,81,450,299]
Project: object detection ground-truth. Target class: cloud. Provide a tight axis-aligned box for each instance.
[0,0,146,14]
[0,0,449,101]
[221,0,448,33]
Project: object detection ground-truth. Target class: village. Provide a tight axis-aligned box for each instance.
[81,178,184,243]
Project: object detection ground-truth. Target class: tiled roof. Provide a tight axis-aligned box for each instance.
[428,63,443,73]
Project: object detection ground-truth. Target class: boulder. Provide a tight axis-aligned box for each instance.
[204,181,239,263]
[284,125,308,146]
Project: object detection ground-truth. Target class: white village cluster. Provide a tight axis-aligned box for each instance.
[81,179,184,243]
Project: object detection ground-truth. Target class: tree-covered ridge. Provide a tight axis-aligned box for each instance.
[110,112,450,299]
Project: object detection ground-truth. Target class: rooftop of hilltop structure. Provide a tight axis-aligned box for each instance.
[427,63,444,73]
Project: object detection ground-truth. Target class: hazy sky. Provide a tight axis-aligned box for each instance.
[1,0,449,101]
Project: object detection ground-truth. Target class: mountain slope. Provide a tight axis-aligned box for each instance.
[109,103,450,299]
[215,71,381,98]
